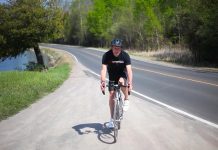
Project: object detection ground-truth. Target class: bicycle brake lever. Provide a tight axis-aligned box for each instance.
[128,85,130,95]
[102,90,105,95]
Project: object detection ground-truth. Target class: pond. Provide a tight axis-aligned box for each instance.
[0,50,48,71]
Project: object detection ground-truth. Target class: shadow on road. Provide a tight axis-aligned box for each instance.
[72,123,115,144]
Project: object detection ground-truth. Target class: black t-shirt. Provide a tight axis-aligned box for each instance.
[102,50,131,82]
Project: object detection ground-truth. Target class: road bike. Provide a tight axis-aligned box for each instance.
[102,81,130,142]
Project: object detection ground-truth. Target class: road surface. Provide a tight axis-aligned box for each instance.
[41,44,218,126]
[0,45,217,150]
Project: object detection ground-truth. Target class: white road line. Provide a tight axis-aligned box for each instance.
[87,68,218,129]
[40,46,79,63]
[43,46,218,129]
[132,91,218,129]
[71,54,79,63]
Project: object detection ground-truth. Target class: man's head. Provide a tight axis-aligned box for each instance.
[111,39,122,57]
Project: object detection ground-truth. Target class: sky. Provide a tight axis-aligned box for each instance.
[0,0,7,4]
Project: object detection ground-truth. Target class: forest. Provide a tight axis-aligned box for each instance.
[64,0,218,64]
[0,0,217,65]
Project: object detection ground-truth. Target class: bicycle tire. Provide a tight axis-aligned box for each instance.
[116,103,121,130]
[118,99,123,129]
[112,88,124,142]
[113,99,119,142]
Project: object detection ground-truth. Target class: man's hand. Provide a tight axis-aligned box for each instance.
[100,81,105,94]
[128,83,133,92]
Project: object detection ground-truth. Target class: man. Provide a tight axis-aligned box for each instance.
[100,38,133,128]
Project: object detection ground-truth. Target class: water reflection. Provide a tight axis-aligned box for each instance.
[0,51,37,71]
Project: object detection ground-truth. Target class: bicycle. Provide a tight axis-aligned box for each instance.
[102,81,130,143]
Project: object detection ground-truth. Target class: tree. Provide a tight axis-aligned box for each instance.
[64,0,92,45]
[184,0,218,63]
[133,0,163,50]
[87,0,112,47]
[62,0,218,64]
[0,0,64,68]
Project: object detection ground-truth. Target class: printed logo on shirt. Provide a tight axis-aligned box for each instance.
[111,61,124,64]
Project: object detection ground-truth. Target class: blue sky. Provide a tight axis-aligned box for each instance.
[0,0,7,4]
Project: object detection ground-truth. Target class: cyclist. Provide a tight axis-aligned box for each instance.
[100,38,133,128]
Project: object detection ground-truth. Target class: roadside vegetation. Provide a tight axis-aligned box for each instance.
[1,0,217,67]
[0,49,73,121]
[64,0,218,66]
[129,49,194,66]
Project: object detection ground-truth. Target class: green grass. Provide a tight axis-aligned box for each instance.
[0,64,71,121]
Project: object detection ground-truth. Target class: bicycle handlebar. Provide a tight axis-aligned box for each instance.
[102,84,131,95]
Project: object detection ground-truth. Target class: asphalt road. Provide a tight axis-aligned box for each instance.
[1,53,218,150]
[41,43,218,126]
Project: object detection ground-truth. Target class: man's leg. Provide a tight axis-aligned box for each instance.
[109,91,115,118]
[119,77,130,111]
[105,90,115,129]
[119,77,128,100]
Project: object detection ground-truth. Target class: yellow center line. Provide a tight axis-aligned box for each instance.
[132,66,218,87]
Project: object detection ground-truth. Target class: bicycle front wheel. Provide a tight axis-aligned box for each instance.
[113,101,119,142]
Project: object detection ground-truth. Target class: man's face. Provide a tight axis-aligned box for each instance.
[112,46,121,57]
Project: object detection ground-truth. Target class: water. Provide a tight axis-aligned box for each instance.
[0,51,37,71]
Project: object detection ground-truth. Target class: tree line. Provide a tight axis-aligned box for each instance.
[0,0,217,65]
[64,0,218,64]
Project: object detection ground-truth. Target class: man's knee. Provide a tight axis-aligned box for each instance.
[119,77,128,86]
[118,77,125,85]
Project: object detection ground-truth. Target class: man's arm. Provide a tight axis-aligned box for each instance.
[101,64,107,82]
[100,64,107,92]
[126,65,133,91]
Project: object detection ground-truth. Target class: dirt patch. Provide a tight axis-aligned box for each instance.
[41,48,74,68]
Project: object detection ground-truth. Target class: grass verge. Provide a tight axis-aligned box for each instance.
[0,49,72,121]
